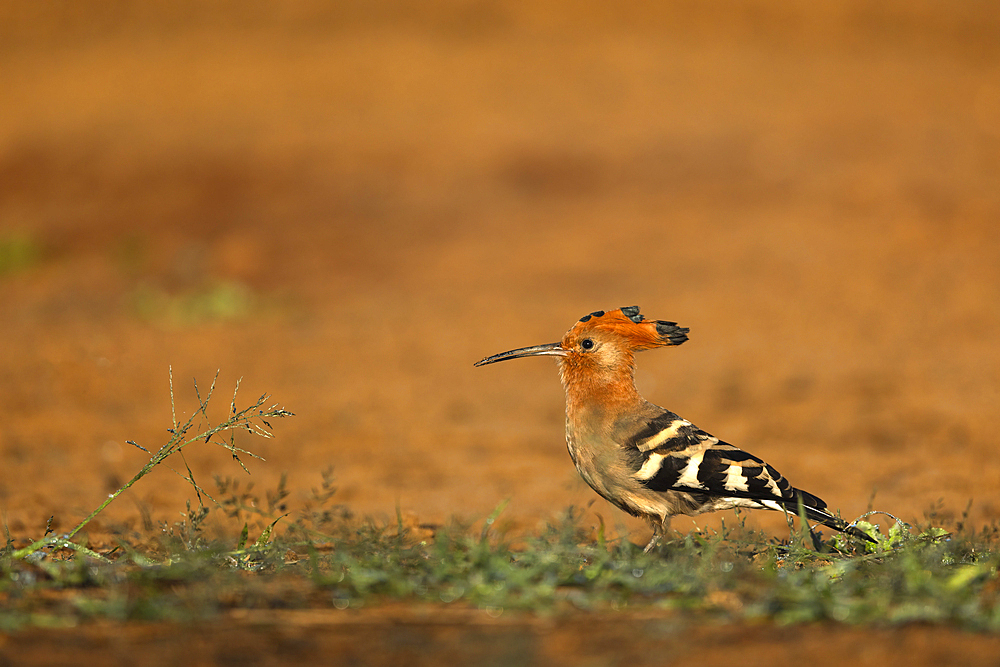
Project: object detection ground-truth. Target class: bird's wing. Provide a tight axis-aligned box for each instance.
[624,410,875,542]
[624,410,829,517]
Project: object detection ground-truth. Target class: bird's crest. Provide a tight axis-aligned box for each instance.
[570,306,689,351]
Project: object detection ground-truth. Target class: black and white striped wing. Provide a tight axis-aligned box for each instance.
[626,411,833,522]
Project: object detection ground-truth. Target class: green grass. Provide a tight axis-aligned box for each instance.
[0,233,42,277]
[130,281,255,325]
[1,373,998,632]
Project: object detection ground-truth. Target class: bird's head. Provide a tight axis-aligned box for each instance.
[474,306,689,373]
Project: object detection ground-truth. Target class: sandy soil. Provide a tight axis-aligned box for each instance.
[5,609,1000,667]
[1,0,999,662]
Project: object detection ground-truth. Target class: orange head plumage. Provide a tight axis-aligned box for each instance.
[474,306,689,380]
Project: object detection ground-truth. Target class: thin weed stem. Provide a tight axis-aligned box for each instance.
[11,370,292,561]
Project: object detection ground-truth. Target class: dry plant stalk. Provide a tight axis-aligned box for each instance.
[12,367,293,562]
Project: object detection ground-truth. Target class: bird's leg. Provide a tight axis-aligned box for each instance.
[643,518,669,553]
[808,525,826,552]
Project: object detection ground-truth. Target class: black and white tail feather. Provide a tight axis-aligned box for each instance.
[627,409,874,547]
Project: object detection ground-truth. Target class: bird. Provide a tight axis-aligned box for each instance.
[474,305,872,551]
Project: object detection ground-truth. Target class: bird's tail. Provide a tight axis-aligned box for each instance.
[775,489,876,544]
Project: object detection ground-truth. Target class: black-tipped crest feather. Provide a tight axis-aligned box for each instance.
[655,321,689,345]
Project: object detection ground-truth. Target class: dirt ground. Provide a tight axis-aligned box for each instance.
[5,609,1000,667]
[2,0,999,663]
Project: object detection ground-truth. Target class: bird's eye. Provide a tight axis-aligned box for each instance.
[581,339,595,350]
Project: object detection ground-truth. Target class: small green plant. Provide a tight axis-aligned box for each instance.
[9,368,293,563]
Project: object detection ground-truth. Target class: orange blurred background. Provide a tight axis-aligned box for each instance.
[2,1,998,544]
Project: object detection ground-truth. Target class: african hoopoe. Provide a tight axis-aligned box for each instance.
[475,306,872,551]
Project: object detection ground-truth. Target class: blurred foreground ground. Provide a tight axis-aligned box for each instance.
[1,1,999,663]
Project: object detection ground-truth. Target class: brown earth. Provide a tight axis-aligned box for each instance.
[5,609,1000,667]
[1,1,999,663]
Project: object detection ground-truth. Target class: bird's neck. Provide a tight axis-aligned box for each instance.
[558,360,645,424]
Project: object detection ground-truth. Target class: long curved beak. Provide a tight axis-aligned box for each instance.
[474,342,566,367]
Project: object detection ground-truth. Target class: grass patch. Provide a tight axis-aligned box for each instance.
[0,232,42,277]
[130,281,255,325]
[1,373,998,631]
